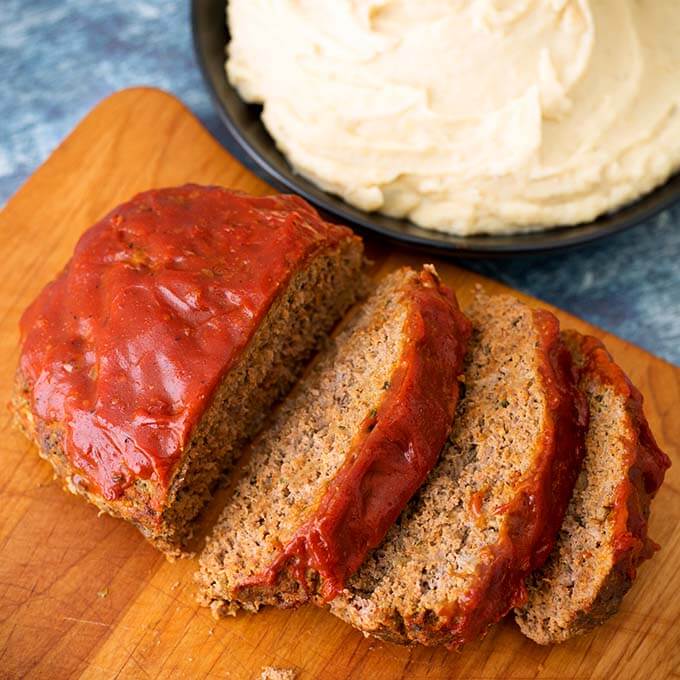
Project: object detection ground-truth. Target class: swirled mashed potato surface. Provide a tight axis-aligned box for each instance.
[227,1,680,235]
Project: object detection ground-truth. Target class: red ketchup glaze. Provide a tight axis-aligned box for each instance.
[18,185,355,508]
[239,269,472,601]
[418,309,588,649]
[565,332,671,581]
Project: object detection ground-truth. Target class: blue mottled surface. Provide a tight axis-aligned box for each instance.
[2,1,679,364]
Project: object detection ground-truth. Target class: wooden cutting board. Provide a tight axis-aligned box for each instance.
[0,88,678,680]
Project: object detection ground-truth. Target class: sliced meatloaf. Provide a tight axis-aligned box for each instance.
[12,185,365,557]
[329,292,587,648]
[515,331,671,645]
[197,266,471,616]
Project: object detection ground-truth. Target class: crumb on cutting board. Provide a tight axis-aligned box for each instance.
[260,666,297,680]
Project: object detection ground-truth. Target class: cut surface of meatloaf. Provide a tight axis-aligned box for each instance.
[13,184,365,556]
[197,266,471,616]
[329,291,587,648]
[515,331,671,645]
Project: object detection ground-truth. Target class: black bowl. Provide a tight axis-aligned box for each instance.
[191,0,680,258]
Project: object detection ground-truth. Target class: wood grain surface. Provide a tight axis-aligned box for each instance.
[0,88,678,680]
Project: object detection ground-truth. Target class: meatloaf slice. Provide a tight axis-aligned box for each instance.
[12,185,365,557]
[196,266,471,616]
[329,291,587,648]
[515,331,671,645]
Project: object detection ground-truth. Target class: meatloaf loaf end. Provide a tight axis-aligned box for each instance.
[515,331,671,644]
[196,266,471,616]
[329,291,587,648]
[12,185,365,557]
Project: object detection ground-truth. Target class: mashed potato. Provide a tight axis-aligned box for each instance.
[227,0,680,236]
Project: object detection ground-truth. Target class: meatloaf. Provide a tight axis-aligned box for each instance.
[329,292,587,648]
[12,184,365,556]
[197,266,471,615]
[515,331,671,644]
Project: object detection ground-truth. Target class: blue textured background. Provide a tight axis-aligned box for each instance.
[2,0,679,364]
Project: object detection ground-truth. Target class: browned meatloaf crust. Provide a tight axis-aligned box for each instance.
[12,185,365,557]
[196,266,471,616]
[515,331,671,644]
[329,292,587,648]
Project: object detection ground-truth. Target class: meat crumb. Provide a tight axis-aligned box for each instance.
[260,667,297,680]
